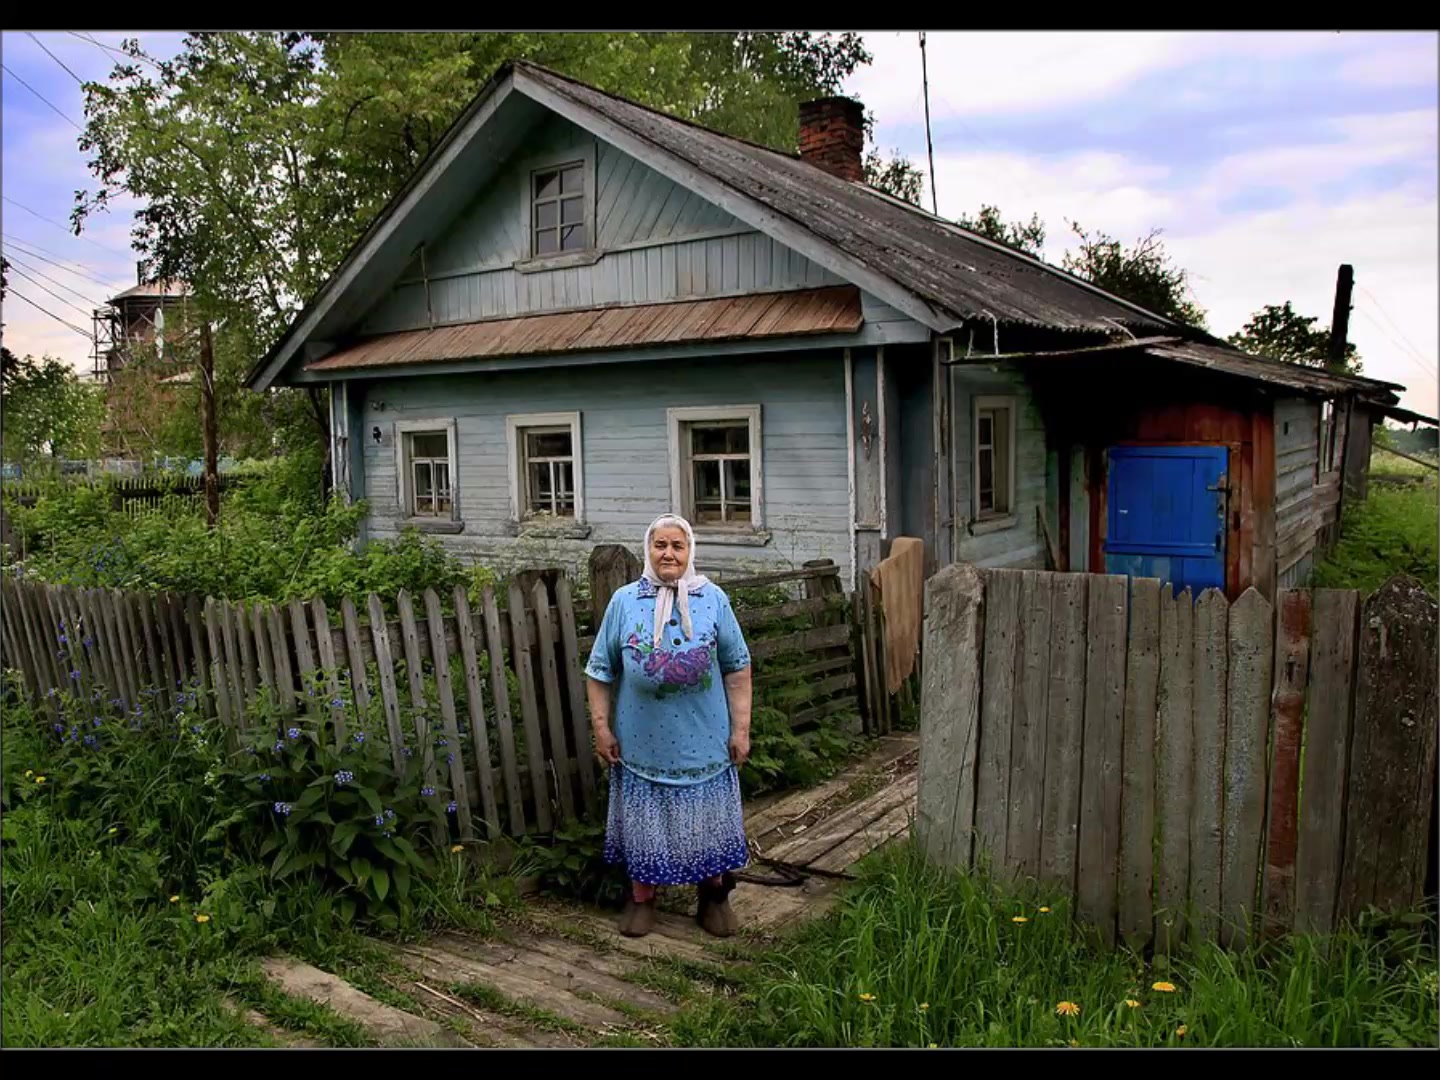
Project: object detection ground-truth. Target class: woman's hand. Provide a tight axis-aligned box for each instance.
[729,729,750,767]
[594,725,621,768]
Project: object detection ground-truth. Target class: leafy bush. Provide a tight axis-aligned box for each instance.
[521,815,629,908]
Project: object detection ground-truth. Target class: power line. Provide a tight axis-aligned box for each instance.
[1,196,130,256]
[1354,307,1437,382]
[27,31,85,87]
[2,250,106,309]
[1355,283,1436,373]
[4,287,95,340]
[69,31,164,73]
[0,236,126,291]
[3,260,96,319]
[1,61,83,130]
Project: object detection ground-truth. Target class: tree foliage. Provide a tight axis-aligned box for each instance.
[1,351,105,464]
[955,204,1047,256]
[1226,301,1362,374]
[1060,221,1207,328]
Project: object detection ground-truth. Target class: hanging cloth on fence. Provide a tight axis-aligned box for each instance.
[870,537,925,694]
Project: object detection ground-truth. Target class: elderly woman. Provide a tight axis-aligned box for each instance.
[584,514,753,939]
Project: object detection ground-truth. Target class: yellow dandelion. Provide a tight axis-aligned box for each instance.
[928,1044,938,1050]
[1056,1001,1080,1018]
[1068,1039,1080,1048]
[1175,1024,1188,1038]
[1124,999,1141,1009]
[1012,915,1029,924]
[450,844,464,853]
[919,1002,929,1012]
[859,992,876,1003]
[169,895,180,903]
[108,827,118,835]
[1152,981,1177,993]
[35,775,46,784]
[1038,906,1051,914]
[194,913,211,924]
[24,769,33,778]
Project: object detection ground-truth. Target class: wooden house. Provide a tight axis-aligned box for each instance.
[246,61,1429,598]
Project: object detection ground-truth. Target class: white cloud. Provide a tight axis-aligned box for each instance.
[1338,33,1439,87]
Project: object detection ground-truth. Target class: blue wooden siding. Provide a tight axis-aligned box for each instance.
[357,352,851,579]
[361,115,843,335]
[947,363,1049,569]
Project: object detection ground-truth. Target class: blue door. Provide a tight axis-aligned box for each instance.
[1104,445,1228,595]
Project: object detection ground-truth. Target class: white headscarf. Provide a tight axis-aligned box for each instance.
[641,514,711,648]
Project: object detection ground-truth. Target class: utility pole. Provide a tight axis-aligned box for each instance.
[920,32,938,217]
[1327,263,1354,374]
[199,320,219,528]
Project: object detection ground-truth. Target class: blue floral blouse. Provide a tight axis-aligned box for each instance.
[584,579,751,786]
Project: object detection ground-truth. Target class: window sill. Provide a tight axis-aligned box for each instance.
[401,518,465,535]
[969,514,1017,537]
[512,250,603,274]
[693,528,772,548]
[506,519,593,541]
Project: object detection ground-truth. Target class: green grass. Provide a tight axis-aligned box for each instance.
[667,843,1438,1048]
[1312,475,1437,594]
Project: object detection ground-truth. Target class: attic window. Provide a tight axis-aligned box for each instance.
[531,162,587,256]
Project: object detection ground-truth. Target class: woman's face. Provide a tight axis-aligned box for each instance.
[650,526,689,583]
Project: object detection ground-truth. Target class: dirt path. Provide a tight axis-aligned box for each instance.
[249,734,919,1047]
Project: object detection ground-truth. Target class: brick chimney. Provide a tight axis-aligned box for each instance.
[798,96,865,182]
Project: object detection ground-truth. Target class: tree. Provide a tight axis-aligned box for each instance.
[1,353,106,463]
[1061,221,1207,328]
[864,148,925,205]
[1227,301,1362,375]
[955,204,1046,257]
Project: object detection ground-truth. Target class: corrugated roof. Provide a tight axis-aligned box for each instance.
[1142,340,1404,402]
[108,280,190,304]
[519,63,1176,334]
[306,286,862,373]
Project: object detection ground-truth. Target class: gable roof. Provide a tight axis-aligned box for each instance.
[247,60,1187,392]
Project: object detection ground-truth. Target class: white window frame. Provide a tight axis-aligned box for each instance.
[394,418,460,523]
[972,395,1017,523]
[506,411,585,524]
[667,405,764,532]
[520,144,598,261]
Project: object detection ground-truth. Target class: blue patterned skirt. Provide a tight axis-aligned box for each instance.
[604,765,749,886]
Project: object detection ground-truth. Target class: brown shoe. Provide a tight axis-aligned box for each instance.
[697,873,739,938]
[618,896,657,938]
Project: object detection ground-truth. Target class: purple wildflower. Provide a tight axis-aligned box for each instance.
[273,740,285,753]
[334,770,354,786]
[352,732,365,743]
[384,809,395,820]
[258,773,270,782]
[273,801,292,816]
[83,734,98,747]
[286,727,301,740]
[436,738,448,747]
[374,815,385,827]
[421,786,435,797]
[401,747,413,758]
[330,698,345,709]
[447,801,457,814]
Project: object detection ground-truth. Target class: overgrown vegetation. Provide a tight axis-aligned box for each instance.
[670,843,1438,1048]
[1312,471,1438,595]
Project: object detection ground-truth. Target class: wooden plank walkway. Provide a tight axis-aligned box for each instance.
[253,734,920,1047]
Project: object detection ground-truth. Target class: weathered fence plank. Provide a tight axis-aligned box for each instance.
[222,600,250,723]
[1294,589,1356,935]
[75,588,110,697]
[203,597,233,730]
[396,590,438,791]
[289,598,317,701]
[1077,573,1128,946]
[25,580,63,695]
[509,580,553,834]
[2,579,42,701]
[185,593,213,719]
[367,592,407,771]
[1261,588,1312,936]
[309,597,346,744]
[556,577,597,814]
[749,624,852,663]
[483,586,527,835]
[915,563,984,869]
[1221,588,1274,949]
[453,586,500,839]
[1040,573,1087,894]
[103,588,140,709]
[165,593,192,693]
[136,590,169,705]
[1155,587,1194,952]
[1189,588,1229,947]
[339,597,372,725]
[974,568,1022,870]
[532,580,577,822]
[250,603,278,712]
[1004,570,1053,883]
[265,604,295,716]
[589,544,640,626]
[1340,577,1439,918]
[424,587,473,842]
[1118,577,1161,951]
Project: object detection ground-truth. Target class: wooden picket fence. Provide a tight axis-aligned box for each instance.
[917,565,1438,949]
[0,554,876,842]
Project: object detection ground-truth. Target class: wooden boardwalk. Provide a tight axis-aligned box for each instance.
[253,735,919,1047]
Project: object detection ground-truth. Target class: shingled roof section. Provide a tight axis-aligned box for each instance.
[517,62,1177,335]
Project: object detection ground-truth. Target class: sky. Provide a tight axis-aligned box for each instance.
[2,30,1436,413]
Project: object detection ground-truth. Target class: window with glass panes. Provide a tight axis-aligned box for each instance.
[974,399,1013,518]
[531,162,586,256]
[685,422,752,525]
[406,431,452,517]
[521,426,576,517]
